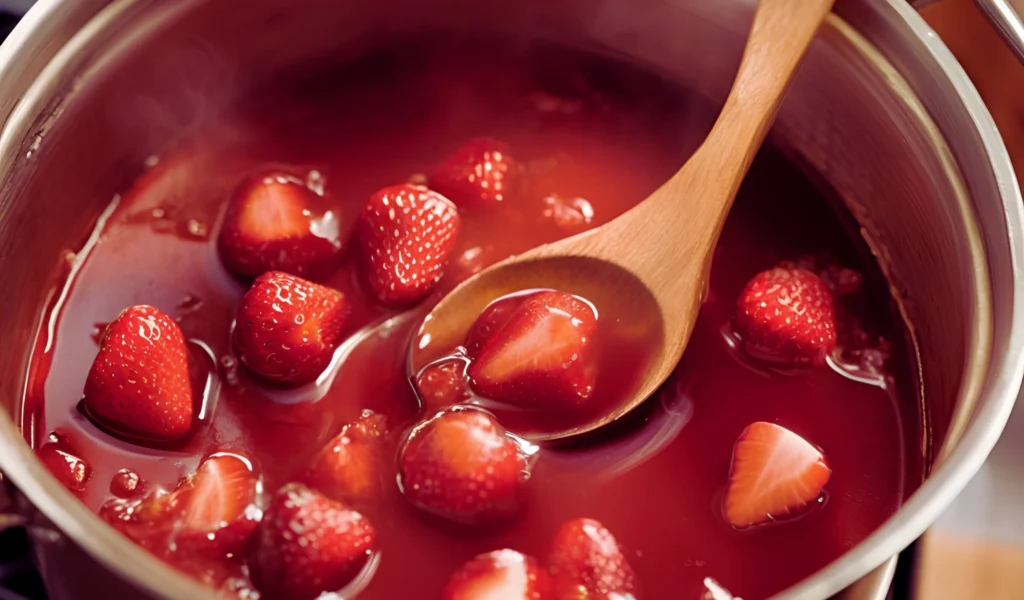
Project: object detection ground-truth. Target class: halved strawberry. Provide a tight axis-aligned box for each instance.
[397,407,533,524]
[467,290,598,411]
[429,137,518,209]
[37,431,91,493]
[83,305,193,442]
[549,518,637,599]
[356,184,461,305]
[723,422,831,529]
[443,549,552,600]
[217,171,344,280]
[249,483,376,600]
[303,411,387,502]
[232,271,349,385]
[733,267,837,366]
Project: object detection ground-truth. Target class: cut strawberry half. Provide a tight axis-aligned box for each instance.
[429,137,518,209]
[549,518,637,599]
[723,422,831,529]
[443,549,552,600]
[303,411,388,502]
[467,290,598,411]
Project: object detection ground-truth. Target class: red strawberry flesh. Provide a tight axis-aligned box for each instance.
[217,171,344,280]
[38,431,91,493]
[83,305,193,441]
[724,421,831,529]
[443,549,552,600]
[429,137,517,208]
[356,184,460,305]
[232,271,349,385]
[549,518,637,599]
[398,408,533,524]
[250,483,376,600]
[468,290,598,411]
[733,267,837,366]
[304,411,388,502]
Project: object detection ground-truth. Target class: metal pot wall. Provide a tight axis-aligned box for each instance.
[0,0,1021,599]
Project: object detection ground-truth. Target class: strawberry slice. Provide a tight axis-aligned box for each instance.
[467,290,598,411]
[83,305,193,442]
[249,483,376,600]
[549,518,637,599]
[443,549,552,600]
[733,267,837,366]
[37,431,91,493]
[303,411,388,502]
[217,171,344,280]
[429,137,518,209]
[232,271,349,385]
[723,422,831,529]
[397,408,533,524]
[356,184,461,305]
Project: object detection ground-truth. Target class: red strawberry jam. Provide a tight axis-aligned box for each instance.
[22,40,924,600]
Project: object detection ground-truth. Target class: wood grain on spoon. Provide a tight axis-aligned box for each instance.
[410,0,836,440]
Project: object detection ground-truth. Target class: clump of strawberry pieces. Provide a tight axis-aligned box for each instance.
[467,290,598,411]
[398,407,534,524]
[733,267,837,366]
[443,549,552,600]
[356,184,461,305]
[217,171,344,280]
[83,305,193,442]
[724,422,831,529]
[249,483,376,600]
[549,518,637,599]
[303,411,387,502]
[429,137,518,208]
[232,271,349,385]
[38,431,91,493]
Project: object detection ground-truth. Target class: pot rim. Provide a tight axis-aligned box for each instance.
[0,1,1020,600]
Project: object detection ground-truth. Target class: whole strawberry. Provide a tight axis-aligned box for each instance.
[304,411,388,502]
[232,271,348,385]
[249,483,376,600]
[356,184,460,305]
[429,137,518,209]
[443,549,552,600]
[83,305,193,441]
[549,518,637,599]
[733,267,837,366]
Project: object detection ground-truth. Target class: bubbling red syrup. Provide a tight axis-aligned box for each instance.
[22,40,924,599]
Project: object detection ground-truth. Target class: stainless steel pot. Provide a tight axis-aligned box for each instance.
[0,0,1021,599]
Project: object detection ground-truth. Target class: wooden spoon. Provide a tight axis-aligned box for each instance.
[409,0,835,440]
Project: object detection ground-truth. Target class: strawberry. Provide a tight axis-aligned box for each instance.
[232,271,349,385]
[429,137,518,209]
[304,411,387,502]
[467,290,598,411]
[249,483,376,600]
[723,422,831,529]
[733,267,837,366]
[356,184,460,305]
[37,431,91,493]
[217,171,344,280]
[397,408,533,524]
[549,518,637,599]
[414,357,472,407]
[443,549,553,600]
[83,305,193,441]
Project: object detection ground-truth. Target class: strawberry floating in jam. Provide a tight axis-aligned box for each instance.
[414,356,472,407]
[398,407,536,524]
[37,431,91,493]
[724,422,831,529]
[303,411,387,502]
[217,171,344,280]
[232,270,348,385]
[732,267,837,366]
[549,518,637,599]
[356,184,460,305]
[249,483,376,600]
[429,137,517,209]
[443,549,552,600]
[467,290,598,411]
[110,468,144,498]
[83,305,193,442]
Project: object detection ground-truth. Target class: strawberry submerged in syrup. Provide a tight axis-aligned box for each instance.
[467,290,598,411]
[443,549,552,600]
[724,422,831,529]
[83,305,193,442]
[549,518,637,599]
[398,407,535,524]
[303,411,388,503]
[429,137,518,209]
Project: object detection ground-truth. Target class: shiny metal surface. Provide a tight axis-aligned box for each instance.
[0,1,1019,600]
[908,0,1024,64]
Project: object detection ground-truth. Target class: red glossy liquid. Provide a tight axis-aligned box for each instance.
[23,41,924,599]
